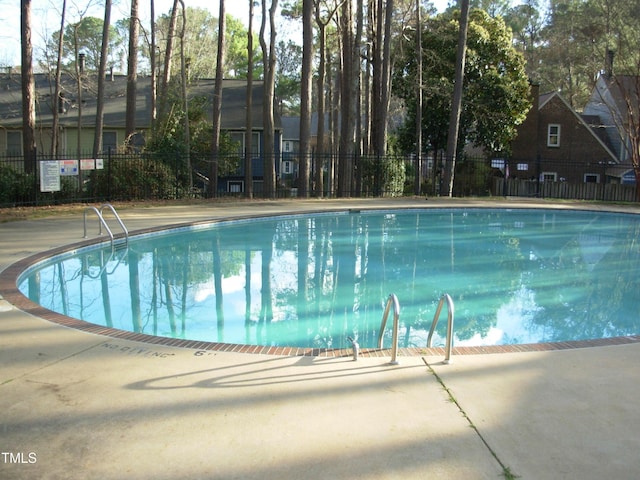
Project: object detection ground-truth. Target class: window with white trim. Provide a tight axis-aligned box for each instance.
[547,124,561,147]
[541,172,557,182]
[228,181,243,193]
[584,173,599,183]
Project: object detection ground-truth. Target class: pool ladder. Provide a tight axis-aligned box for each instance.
[83,203,129,250]
[378,293,455,364]
[378,294,401,364]
[427,294,455,364]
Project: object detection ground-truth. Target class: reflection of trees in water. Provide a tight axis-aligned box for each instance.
[24,211,640,348]
[529,216,640,341]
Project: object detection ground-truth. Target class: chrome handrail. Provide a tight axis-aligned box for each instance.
[83,203,128,250]
[84,206,115,247]
[427,293,455,364]
[378,293,401,365]
[99,203,129,246]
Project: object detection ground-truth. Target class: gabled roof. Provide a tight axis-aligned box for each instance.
[281,116,300,140]
[0,73,280,130]
[539,91,618,163]
[595,74,640,115]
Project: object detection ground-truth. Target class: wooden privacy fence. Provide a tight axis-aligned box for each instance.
[494,178,638,202]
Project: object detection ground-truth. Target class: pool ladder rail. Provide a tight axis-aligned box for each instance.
[83,203,129,250]
[378,293,455,365]
[378,293,401,364]
[427,293,455,364]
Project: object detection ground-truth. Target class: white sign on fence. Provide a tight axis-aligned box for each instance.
[39,160,61,192]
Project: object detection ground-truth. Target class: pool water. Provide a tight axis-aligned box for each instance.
[18,209,640,350]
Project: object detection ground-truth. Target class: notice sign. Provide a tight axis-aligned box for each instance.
[40,160,61,192]
[81,159,95,170]
[96,158,104,169]
[60,159,78,176]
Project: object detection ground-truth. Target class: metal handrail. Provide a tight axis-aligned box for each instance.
[378,293,401,365]
[84,206,115,247]
[99,203,129,246]
[83,203,128,250]
[427,293,455,364]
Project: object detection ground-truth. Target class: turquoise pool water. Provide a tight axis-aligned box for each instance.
[18,209,640,350]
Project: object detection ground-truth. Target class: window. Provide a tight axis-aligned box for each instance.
[7,131,22,155]
[250,132,260,156]
[227,181,243,193]
[230,132,244,156]
[584,174,599,183]
[541,172,557,182]
[230,132,260,156]
[547,124,561,147]
[102,132,117,153]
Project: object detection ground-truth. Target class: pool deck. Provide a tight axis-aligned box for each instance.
[1,197,639,479]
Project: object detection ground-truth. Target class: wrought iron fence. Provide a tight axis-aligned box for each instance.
[0,151,637,207]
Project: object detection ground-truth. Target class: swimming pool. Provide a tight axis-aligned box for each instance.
[14,208,640,353]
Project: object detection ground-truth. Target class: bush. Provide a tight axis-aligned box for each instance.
[0,165,35,206]
[359,155,406,197]
[452,159,493,196]
[91,156,177,200]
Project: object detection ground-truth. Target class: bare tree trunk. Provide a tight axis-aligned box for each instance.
[378,0,392,154]
[260,0,278,198]
[371,0,392,156]
[21,0,37,173]
[363,0,374,155]
[298,0,313,197]
[125,0,140,147]
[158,0,179,122]
[329,58,339,196]
[315,17,327,198]
[209,0,226,197]
[244,0,255,199]
[371,0,382,154]
[414,0,422,195]
[338,0,357,197]
[74,36,83,159]
[178,0,191,192]
[354,0,363,195]
[51,0,66,156]
[313,1,338,198]
[150,0,157,128]
[441,0,470,197]
[93,0,111,157]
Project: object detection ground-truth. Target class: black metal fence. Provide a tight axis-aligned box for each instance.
[0,151,637,207]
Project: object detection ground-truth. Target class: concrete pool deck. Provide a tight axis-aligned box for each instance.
[1,197,639,479]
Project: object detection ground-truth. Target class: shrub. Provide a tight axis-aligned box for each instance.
[0,165,35,206]
[91,156,177,200]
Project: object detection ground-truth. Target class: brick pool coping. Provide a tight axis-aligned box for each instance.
[2,208,640,357]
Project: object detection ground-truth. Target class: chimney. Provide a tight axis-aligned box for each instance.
[78,53,86,74]
[606,49,615,77]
